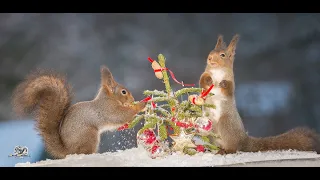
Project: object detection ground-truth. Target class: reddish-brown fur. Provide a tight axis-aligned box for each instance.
[12,66,146,159]
[200,34,320,154]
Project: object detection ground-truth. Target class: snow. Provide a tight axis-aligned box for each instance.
[15,147,320,167]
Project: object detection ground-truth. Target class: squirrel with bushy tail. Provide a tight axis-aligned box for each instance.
[12,65,147,159]
[199,34,320,155]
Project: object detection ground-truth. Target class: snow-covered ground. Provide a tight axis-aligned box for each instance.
[16,147,320,167]
[2,120,320,167]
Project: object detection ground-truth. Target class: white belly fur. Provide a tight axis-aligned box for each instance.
[98,124,120,134]
[210,69,226,85]
[205,69,226,124]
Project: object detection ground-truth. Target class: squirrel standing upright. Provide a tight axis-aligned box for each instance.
[12,65,147,159]
[199,34,320,155]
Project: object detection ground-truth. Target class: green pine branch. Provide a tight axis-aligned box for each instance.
[143,90,167,97]
[158,123,168,140]
[128,115,144,128]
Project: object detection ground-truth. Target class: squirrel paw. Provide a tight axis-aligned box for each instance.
[200,72,213,90]
[204,77,213,87]
[215,148,227,155]
[219,80,228,89]
[137,101,147,112]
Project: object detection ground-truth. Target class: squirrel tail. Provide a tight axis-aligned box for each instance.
[12,69,73,159]
[242,127,320,154]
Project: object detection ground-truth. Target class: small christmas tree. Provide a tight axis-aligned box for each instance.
[118,54,220,159]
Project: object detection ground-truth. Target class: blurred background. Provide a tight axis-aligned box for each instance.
[1,13,320,166]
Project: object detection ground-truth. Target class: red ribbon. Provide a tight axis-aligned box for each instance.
[200,84,214,98]
[141,96,152,102]
[148,57,154,63]
[192,97,196,105]
[140,96,157,109]
[148,57,195,87]
[151,101,156,109]
[171,117,194,129]
[154,68,195,87]
[175,121,193,128]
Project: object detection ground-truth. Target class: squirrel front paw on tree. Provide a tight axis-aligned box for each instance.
[12,65,147,159]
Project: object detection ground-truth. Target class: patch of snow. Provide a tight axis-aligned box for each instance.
[16,147,320,167]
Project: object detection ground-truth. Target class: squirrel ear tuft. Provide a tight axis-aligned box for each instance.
[215,35,226,50]
[100,65,117,89]
[227,34,240,56]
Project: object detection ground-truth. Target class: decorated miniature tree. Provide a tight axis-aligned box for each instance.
[118,54,220,159]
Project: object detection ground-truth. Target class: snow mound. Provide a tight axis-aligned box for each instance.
[15,147,320,167]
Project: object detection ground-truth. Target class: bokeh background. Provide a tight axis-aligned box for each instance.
[1,13,320,166]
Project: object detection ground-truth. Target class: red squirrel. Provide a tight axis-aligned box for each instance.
[12,65,147,159]
[199,34,320,155]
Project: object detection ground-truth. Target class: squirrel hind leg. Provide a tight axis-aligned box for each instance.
[215,148,227,155]
[215,147,237,155]
[73,127,99,156]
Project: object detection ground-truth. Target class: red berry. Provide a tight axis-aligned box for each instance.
[117,123,129,131]
[196,145,205,152]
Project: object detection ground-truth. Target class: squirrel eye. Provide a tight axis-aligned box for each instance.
[121,90,127,95]
[220,53,225,58]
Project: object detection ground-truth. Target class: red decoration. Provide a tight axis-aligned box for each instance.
[175,121,193,128]
[117,123,129,131]
[200,84,214,99]
[148,57,154,63]
[137,129,157,145]
[151,144,160,154]
[147,140,170,159]
[151,101,156,109]
[171,107,176,112]
[196,145,205,152]
[192,97,196,105]
[141,96,152,102]
[195,118,213,133]
[203,120,212,131]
